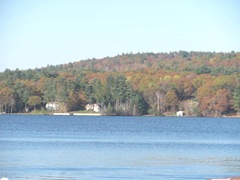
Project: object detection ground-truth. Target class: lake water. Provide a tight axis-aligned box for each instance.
[0,115,239,180]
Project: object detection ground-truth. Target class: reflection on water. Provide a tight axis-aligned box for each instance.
[0,115,240,180]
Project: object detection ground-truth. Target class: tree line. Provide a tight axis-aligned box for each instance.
[0,51,240,116]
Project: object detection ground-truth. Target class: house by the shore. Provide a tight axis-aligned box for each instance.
[85,104,101,112]
[45,102,59,111]
[176,111,185,116]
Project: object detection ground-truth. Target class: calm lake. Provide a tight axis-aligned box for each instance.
[0,115,239,180]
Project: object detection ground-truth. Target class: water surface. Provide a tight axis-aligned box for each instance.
[0,115,239,179]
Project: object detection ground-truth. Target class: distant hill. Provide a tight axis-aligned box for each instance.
[46,51,240,75]
[0,51,240,117]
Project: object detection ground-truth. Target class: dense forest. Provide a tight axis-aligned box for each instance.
[0,51,240,117]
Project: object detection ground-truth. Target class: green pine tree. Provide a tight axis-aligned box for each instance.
[233,84,240,116]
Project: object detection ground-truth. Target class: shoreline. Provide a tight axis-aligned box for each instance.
[53,112,101,116]
[208,177,240,180]
[1,112,239,118]
[0,112,101,116]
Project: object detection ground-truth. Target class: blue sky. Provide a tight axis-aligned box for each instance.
[0,0,240,72]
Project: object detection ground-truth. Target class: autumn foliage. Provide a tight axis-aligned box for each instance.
[0,51,239,116]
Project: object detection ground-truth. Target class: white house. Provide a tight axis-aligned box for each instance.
[46,102,59,111]
[85,104,101,112]
[176,111,185,116]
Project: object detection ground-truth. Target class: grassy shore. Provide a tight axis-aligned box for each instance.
[13,109,101,116]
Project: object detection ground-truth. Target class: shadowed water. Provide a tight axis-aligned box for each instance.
[0,115,239,179]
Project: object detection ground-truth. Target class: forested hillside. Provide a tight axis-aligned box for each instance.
[0,51,240,116]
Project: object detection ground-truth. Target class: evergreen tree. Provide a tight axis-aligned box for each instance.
[233,85,240,116]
